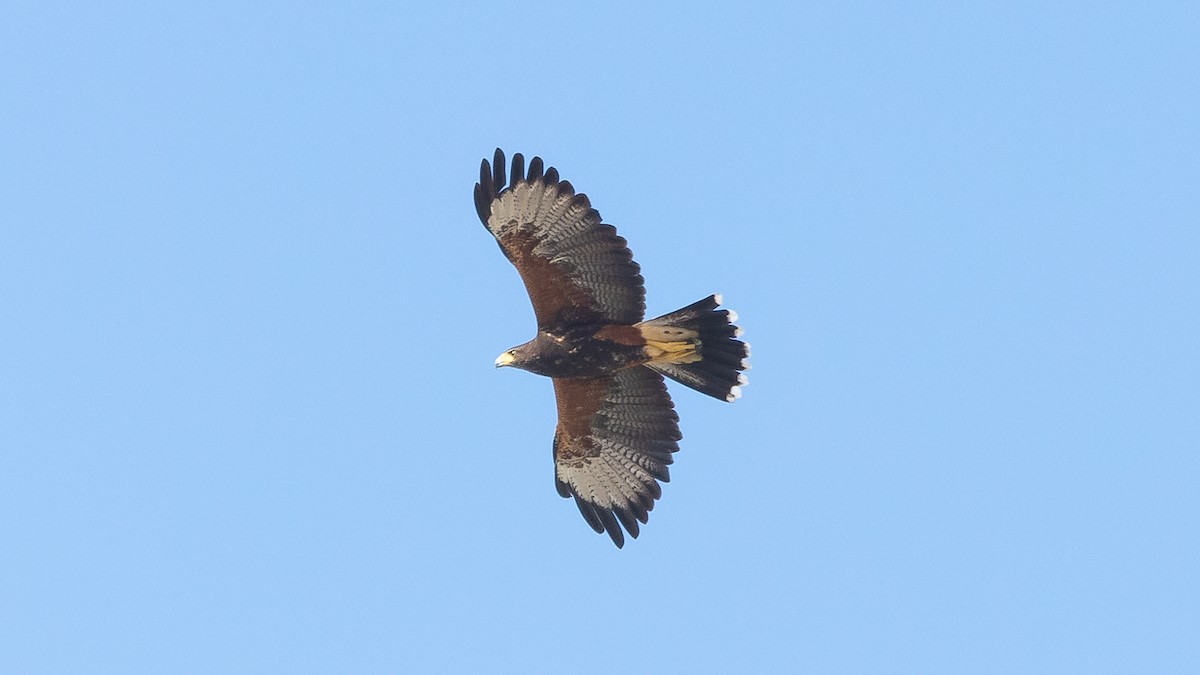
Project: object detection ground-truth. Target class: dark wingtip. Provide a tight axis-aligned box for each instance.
[475,156,495,225]
[473,184,489,225]
[615,508,640,539]
[595,508,626,548]
[510,153,525,189]
[478,157,492,195]
[483,156,556,187]
[477,149,554,223]
[630,499,649,524]
[491,148,505,191]
[573,495,605,534]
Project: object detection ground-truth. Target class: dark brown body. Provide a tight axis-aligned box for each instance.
[502,323,647,379]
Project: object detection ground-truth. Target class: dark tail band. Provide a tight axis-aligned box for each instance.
[640,294,749,402]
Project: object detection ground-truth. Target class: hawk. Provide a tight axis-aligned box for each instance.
[474,149,749,547]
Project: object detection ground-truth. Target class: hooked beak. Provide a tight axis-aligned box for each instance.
[495,351,516,368]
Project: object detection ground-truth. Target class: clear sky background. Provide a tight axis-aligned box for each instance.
[2,2,1197,673]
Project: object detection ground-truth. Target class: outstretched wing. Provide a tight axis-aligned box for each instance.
[474,149,646,328]
[551,367,681,547]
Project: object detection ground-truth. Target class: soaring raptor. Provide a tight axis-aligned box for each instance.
[474,149,749,547]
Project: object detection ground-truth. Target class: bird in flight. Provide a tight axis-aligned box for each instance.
[474,149,749,547]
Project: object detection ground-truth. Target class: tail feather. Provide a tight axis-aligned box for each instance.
[638,294,749,402]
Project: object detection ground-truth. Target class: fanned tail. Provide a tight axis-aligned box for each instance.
[638,294,749,402]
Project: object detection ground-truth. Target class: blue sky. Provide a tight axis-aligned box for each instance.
[2,2,1197,672]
